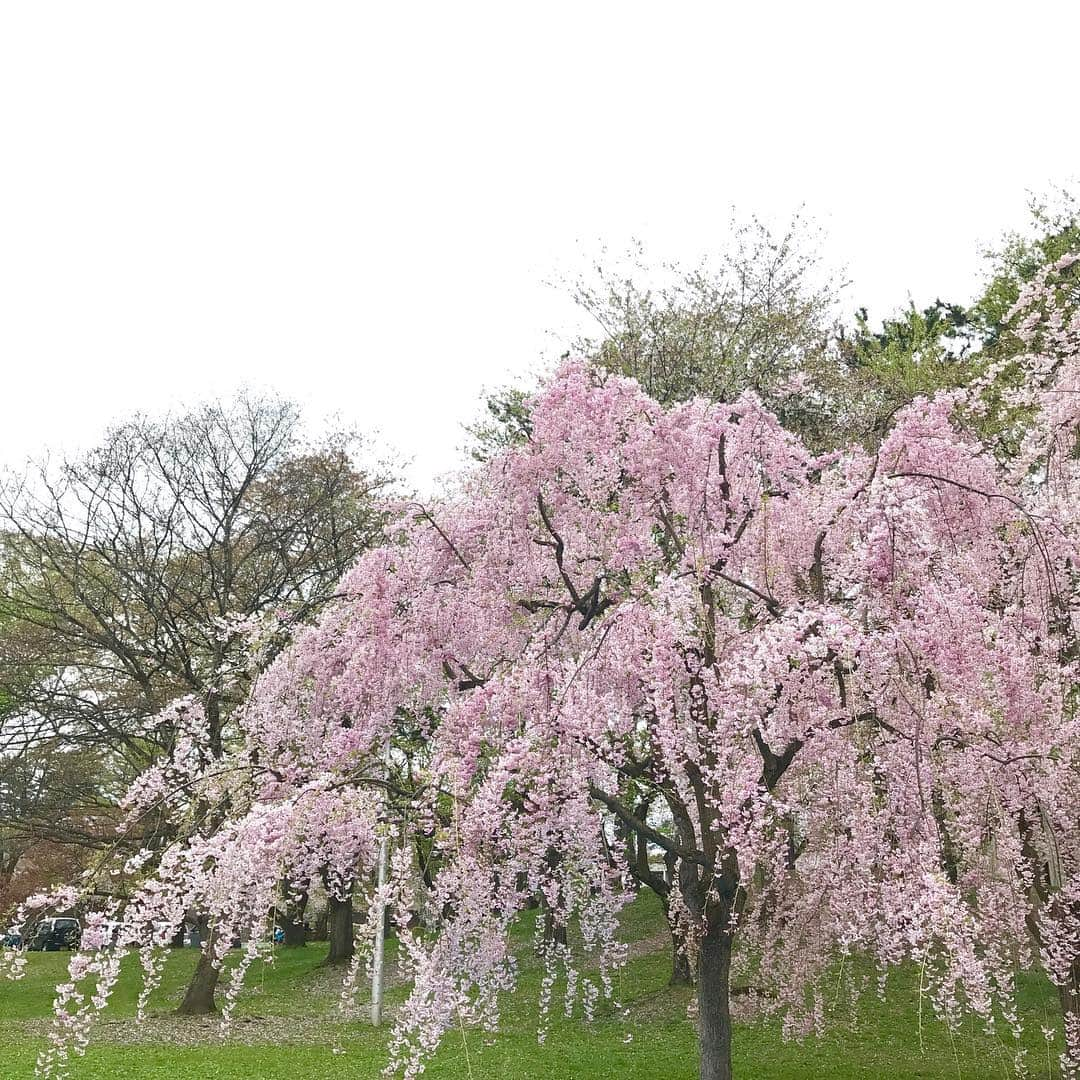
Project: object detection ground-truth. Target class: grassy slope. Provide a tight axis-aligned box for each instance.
[0,893,1066,1079]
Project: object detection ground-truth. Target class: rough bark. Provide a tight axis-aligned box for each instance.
[325,892,354,965]
[697,918,734,1080]
[0,853,21,902]
[669,919,693,986]
[176,922,219,1015]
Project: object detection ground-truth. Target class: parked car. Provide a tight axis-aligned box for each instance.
[27,917,81,951]
[2,927,23,948]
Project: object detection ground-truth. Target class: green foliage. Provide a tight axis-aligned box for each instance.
[465,386,534,463]
[967,190,1080,459]
[835,300,984,444]
[972,188,1080,353]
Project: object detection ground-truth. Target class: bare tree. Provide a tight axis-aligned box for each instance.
[0,391,392,1011]
[469,215,848,460]
[571,219,839,419]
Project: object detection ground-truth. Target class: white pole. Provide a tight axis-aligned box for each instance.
[371,739,391,1026]
[370,827,389,1025]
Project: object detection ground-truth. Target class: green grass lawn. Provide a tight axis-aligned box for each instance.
[0,893,1067,1079]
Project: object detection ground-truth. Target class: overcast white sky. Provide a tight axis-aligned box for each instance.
[1,2,1077,494]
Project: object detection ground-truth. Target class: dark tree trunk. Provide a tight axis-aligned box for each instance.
[281,918,306,948]
[669,919,693,986]
[518,873,540,910]
[541,847,568,947]
[697,918,734,1080]
[280,888,308,948]
[325,893,354,965]
[543,906,569,948]
[176,921,219,1015]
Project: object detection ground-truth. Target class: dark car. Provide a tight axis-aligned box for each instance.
[27,917,81,951]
